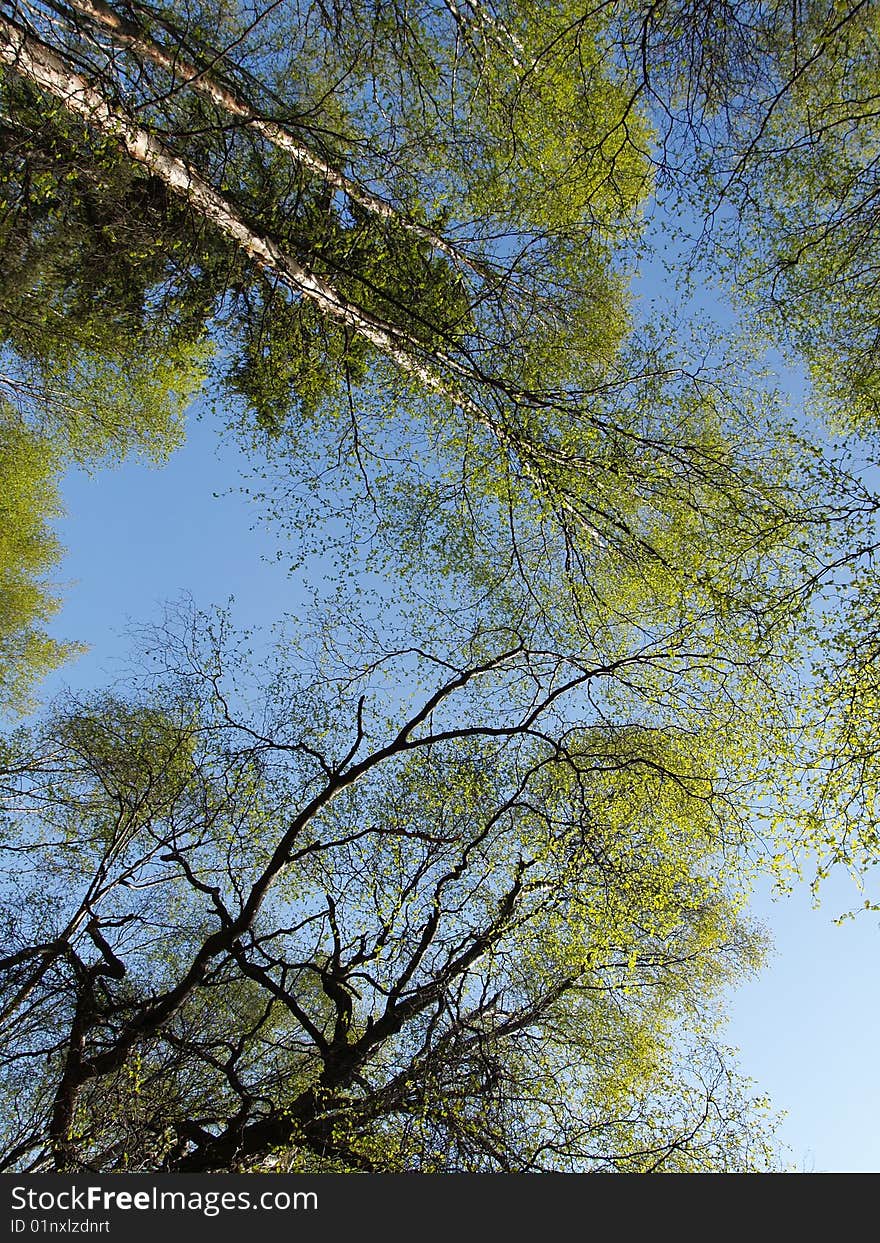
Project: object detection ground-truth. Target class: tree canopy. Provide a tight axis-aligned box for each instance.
[0,610,776,1172]
[0,0,879,1172]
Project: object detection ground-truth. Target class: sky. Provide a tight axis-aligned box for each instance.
[726,873,880,1172]
[33,395,880,1174]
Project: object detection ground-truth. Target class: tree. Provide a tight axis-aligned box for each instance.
[614,0,880,432]
[0,0,645,416]
[606,0,880,902]
[0,403,78,713]
[0,608,778,1172]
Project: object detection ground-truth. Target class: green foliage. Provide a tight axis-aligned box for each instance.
[0,76,211,462]
[0,620,781,1171]
[629,0,880,438]
[0,405,78,713]
[729,6,880,435]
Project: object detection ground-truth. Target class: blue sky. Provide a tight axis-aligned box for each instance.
[728,873,880,1172]
[36,394,880,1174]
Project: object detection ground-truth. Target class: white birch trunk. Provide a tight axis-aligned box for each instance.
[60,0,492,281]
[0,11,473,399]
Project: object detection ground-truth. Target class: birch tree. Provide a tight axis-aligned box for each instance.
[0,0,821,722]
